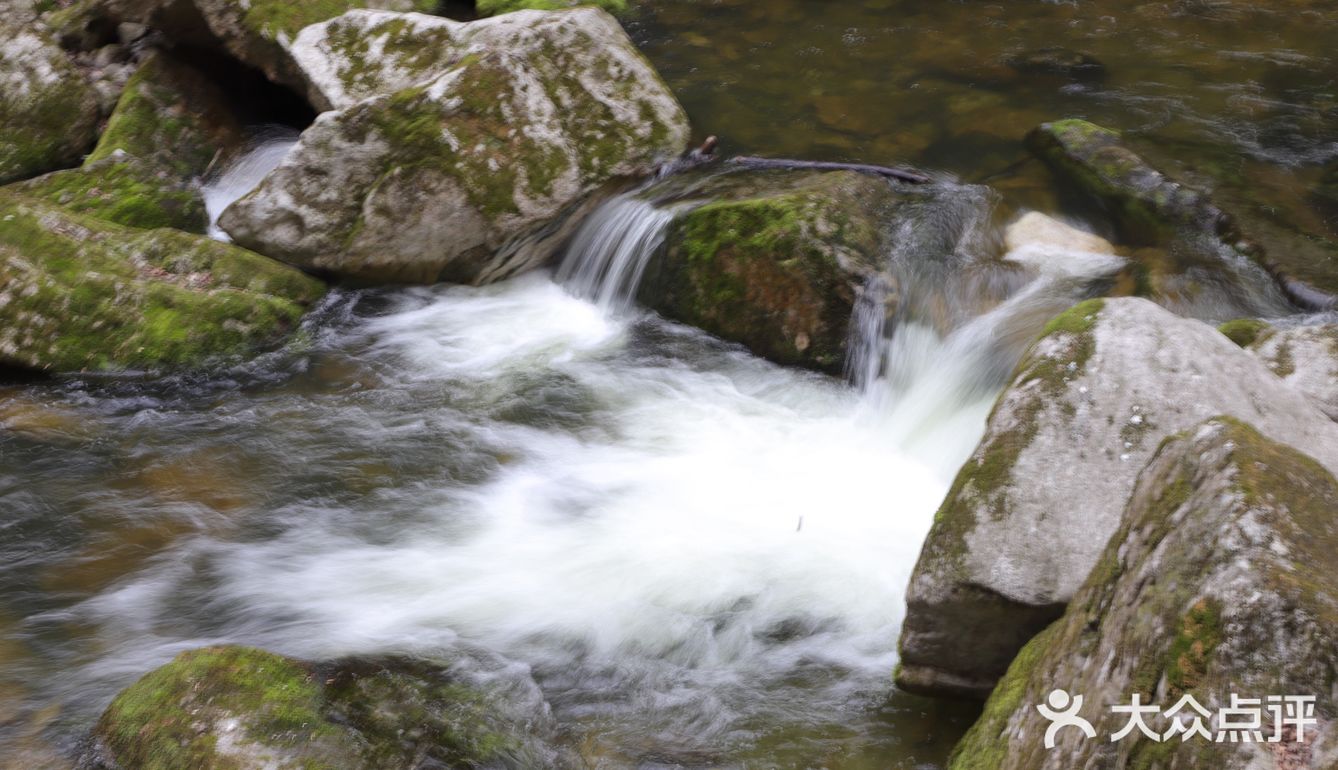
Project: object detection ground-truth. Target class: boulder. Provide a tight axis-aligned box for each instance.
[896,297,1338,699]
[638,170,898,373]
[476,0,626,16]
[949,417,1338,769]
[92,645,556,769]
[0,10,102,184]
[219,8,689,285]
[1248,323,1338,422]
[86,50,247,180]
[0,193,324,373]
[1027,119,1336,311]
[11,155,207,232]
[83,0,441,108]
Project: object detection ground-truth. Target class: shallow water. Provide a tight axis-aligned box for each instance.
[3,1,1337,767]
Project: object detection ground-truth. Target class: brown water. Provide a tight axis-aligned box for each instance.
[3,2,1338,768]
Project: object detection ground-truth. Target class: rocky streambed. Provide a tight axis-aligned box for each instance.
[2,0,1338,768]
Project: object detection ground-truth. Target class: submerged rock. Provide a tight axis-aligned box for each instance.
[896,297,1338,699]
[949,417,1338,769]
[0,194,324,373]
[1027,118,1337,311]
[1005,47,1105,82]
[0,10,102,184]
[219,8,689,286]
[92,645,561,769]
[638,170,898,374]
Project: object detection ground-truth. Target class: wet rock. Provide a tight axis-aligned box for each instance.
[0,193,325,373]
[0,9,102,184]
[219,8,689,286]
[896,297,1338,699]
[1005,47,1105,82]
[92,645,561,769]
[1247,323,1338,422]
[1001,211,1121,279]
[1027,119,1337,311]
[86,50,247,181]
[948,417,1338,769]
[638,170,994,375]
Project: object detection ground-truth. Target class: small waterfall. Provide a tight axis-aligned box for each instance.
[555,194,677,314]
[203,128,300,240]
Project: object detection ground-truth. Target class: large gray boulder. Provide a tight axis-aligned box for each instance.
[1249,323,1338,423]
[219,8,690,285]
[949,417,1338,769]
[896,297,1338,699]
[0,9,102,184]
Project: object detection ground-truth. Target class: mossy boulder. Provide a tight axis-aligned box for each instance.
[87,50,247,180]
[219,8,689,286]
[476,0,626,16]
[0,193,324,373]
[11,155,207,232]
[86,0,441,109]
[1247,323,1338,422]
[93,645,552,769]
[635,170,900,374]
[896,298,1338,699]
[949,418,1338,769]
[1027,119,1336,311]
[0,11,102,184]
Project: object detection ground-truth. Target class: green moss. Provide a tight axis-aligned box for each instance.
[1217,318,1271,348]
[242,0,439,39]
[87,53,244,181]
[1164,598,1223,697]
[97,646,338,770]
[0,195,324,373]
[0,27,100,184]
[476,0,627,16]
[1271,337,1296,378]
[12,158,207,232]
[947,622,1061,770]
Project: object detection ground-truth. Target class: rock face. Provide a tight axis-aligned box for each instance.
[0,10,102,184]
[949,418,1338,769]
[896,297,1338,699]
[219,8,690,286]
[1248,323,1338,422]
[11,156,207,233]
[1028,119,1336,311]
[0,193,324,373]
[92,645,557,769]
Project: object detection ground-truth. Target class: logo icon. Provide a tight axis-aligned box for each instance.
[1037,689,1097,748]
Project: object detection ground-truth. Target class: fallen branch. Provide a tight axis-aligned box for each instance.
[726,156,933,184]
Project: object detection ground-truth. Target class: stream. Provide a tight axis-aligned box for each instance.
[2,0,1336,767]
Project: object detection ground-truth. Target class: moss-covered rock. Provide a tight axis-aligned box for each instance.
[949,417,1338,769]
[87,50,247,180]
[10,156,207,232]
[0,11,102,184]
[219,7,689,286]
[1027,119,1337,311]
[476,0,626,16]
[896,297,1338,699]
[0,193,324,373]
[93,646,549,769]
[635,170,898,374]
[1216,317,1272,349]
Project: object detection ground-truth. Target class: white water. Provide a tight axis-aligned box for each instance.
[45,168,1118,763]
[203,129,300,240]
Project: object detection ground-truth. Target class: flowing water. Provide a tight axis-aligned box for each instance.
[4,1,1337,767]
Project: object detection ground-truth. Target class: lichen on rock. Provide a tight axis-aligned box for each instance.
[0,10,102,184]
[219,7,690,286]
[896,297,1338,699]
[948,417,1338,769]
[1247,323,1338,421]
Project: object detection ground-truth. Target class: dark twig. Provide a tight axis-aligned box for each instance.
[726,156,933,184]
